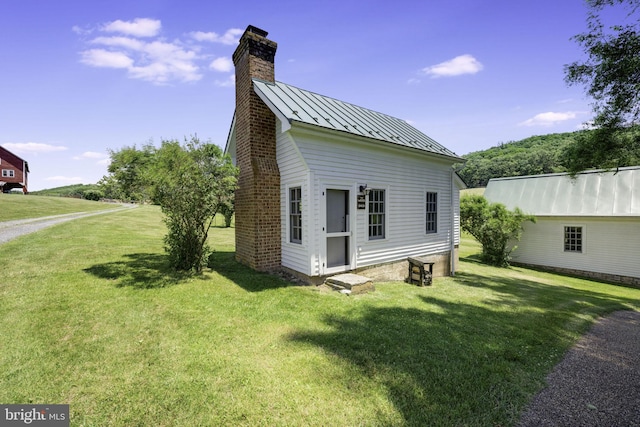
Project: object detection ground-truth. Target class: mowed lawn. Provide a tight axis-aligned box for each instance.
[1,202,639,426]
[0,193,119,221]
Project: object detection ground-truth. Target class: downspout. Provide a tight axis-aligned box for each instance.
[450,169,456,276]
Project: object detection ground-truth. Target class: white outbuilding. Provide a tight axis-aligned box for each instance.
[484,166,640,286]
[225,26,465,283]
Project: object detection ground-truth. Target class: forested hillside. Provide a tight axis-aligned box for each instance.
[456,127,640,188]
[455,131,578,188]
[30,184,103,200]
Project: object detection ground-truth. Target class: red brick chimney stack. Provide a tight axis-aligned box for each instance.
[232,26,281,271]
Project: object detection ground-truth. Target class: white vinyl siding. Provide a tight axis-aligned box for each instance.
[290,127,458,274]
[277,128,312,275]
[510,217,640,279]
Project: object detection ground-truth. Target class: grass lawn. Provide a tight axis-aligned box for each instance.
[0,193,118,221]
[1,205,639,426]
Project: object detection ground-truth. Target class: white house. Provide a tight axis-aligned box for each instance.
[225,26,465,283]
[484,167,640,286]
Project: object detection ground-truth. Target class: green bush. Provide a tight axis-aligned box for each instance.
[150,137,237,272]
[460,195,535,267]
[82,189,104,201]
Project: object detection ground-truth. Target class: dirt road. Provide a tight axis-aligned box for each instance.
[0,205,136,245]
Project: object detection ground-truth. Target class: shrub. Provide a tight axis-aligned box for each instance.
[83,189,104,201]
[460,195,535,267]
[150,137,237,272]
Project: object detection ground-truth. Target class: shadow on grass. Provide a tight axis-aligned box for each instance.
[460,252,484,264]
[207,251,292,292]
[289,271,638,425]
[84,253,188,289]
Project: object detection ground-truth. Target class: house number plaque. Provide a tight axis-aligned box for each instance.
[357,194,366,210]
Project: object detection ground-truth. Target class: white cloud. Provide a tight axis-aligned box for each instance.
[73,151,108,160]
[82,38,201,84]
[519,111,578,127]
[210,57,233,72]
[90,36,145,51]
[77,20,241,85]
[422,54,483,78]
[407,78,421,85]
[80,49,133,68]
[131,41,201,83]
[2,142,68,154]
[103,18,161,37]
[190,28,243,45]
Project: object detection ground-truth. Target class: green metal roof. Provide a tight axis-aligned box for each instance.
[484,166,640,216]
[252,79,462,160]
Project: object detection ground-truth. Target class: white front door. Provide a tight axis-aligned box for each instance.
[325,188,351,272]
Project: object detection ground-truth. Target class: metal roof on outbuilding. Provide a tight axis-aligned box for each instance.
[484,166,640,217]
[252,78,462,161]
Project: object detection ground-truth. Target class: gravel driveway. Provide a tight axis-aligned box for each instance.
[0,205,136,245]
[518,310,640,426]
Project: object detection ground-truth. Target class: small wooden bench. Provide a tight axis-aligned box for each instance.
[407,257,434,286]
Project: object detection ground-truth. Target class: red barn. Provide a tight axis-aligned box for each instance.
[0,146,29,193]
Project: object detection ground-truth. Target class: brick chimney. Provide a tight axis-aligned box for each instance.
[232,25,281,271]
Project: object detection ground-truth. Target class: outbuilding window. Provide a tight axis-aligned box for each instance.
[426,192,438,233]
[564,226,582,252]
[2,169,14,178]
[368,189,385,240]
[289,187,302,244]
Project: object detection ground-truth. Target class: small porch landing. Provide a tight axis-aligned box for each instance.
[325,273,375,295]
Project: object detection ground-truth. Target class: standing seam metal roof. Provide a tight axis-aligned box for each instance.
[252,78,462,160]
[484,166,640,216]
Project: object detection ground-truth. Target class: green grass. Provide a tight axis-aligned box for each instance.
[461,187,485,196]
[0,193,118,221]
[1,206,638,426]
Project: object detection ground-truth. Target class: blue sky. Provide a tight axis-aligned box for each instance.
[0,0,611,191]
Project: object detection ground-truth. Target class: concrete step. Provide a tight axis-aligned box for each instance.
[324,273,375,295]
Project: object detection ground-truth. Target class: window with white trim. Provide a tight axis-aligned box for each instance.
[564,226,582,252]
[368,189,385,240]
[289,187,302,244]
[2,169,14,178]
[426,191,438,233]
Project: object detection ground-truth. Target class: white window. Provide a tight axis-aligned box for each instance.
[2,169,14,178]
[564,226,582,253]
[289,187,302,244]
[368,189,385,240]
[426,192,438,234]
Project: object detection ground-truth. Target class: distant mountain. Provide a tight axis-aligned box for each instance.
[455,131,581,188]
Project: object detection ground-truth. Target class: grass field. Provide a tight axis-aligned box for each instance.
[1,199,638,426]
[0,193,118,221]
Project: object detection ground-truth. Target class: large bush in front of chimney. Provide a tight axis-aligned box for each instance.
[151,136,238,272]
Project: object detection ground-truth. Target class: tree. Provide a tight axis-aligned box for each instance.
[103,143,156,202]
[150,137,238,272]
[460,195,535,267]
[564,0,640,173]
[218,198,235,228]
